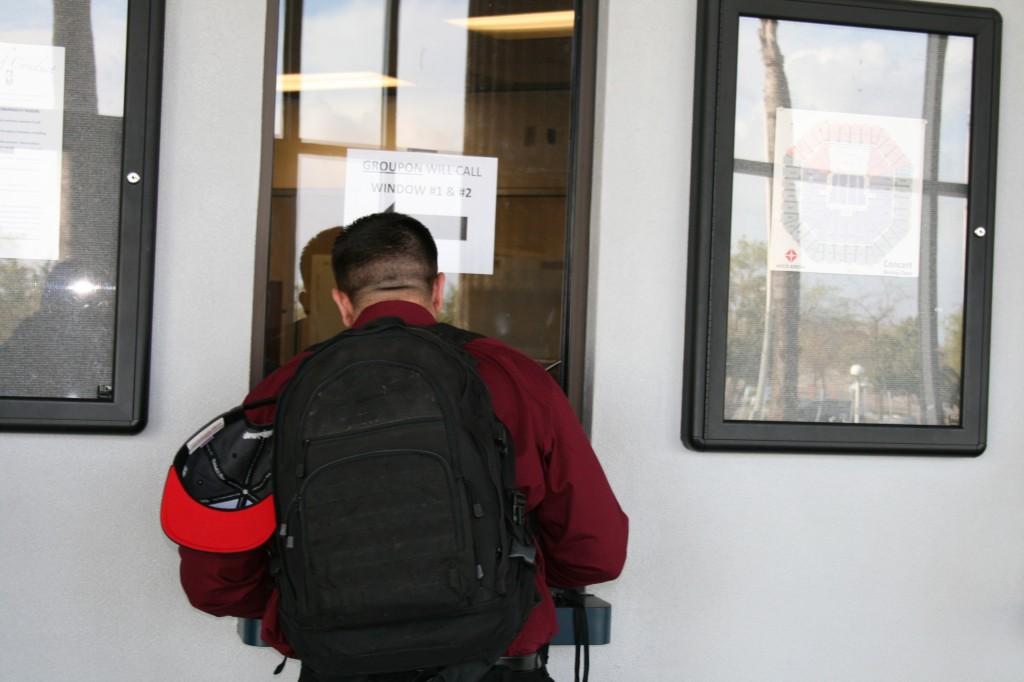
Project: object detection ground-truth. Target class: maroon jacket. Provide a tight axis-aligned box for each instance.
[178,300,628,657]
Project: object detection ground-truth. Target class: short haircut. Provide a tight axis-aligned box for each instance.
[331,212,438,304]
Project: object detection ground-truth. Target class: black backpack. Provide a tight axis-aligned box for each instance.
[271,317,537,678]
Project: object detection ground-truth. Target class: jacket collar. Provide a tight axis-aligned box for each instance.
[352,300,437,329]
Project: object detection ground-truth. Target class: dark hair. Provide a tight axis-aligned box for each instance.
[331,212,438,304]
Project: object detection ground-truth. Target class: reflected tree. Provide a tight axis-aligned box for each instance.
[917,33,949,425]
[751,18,801,421]
[939,309,963,423]
[725,239,766,417]
[54,0,120,264]
[798,283,859,411]
[0,262,50,344]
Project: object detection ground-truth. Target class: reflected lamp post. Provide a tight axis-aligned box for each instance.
[849,364,865,423]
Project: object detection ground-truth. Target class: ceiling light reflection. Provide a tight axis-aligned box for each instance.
[446,10,575,39]
[67,279,101,296]
[276,72,411,92]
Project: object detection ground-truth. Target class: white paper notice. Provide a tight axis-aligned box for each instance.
[768,108,926,278]
[0,42,65,261]
[343,149,498,275]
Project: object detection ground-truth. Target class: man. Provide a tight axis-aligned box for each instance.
[177,212,628,681]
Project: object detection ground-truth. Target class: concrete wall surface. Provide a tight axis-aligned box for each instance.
[1,0,1022,680]
[577,0,1024,680]
[0,2,286,680]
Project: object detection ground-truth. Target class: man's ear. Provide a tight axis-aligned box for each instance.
[431,273,447,315]
[331,288,356,327]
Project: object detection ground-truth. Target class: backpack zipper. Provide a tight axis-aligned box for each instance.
[295,415,443,480]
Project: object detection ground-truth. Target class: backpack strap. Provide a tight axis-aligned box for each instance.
[555,590,590,682]
[498,425,536,565]
[368,318,537,574]
[426,322,484,348]
[428,321,537,579]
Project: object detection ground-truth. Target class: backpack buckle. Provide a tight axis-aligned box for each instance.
[510,540,537,566]
[495,429,509,456]
[511,491,527,525]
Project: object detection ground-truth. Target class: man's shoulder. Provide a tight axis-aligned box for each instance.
[253,351,310,393]
[243,349,315,422]
[464,334,535,364]
[462,335,553,390]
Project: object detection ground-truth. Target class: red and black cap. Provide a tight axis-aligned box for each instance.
[160,404,276,553]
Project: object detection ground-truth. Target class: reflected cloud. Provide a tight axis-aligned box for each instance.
[298,0,387,144]
[397,0,468,152]
[92,0,127,117]
[734,18,972,185]
[1,1,127,118]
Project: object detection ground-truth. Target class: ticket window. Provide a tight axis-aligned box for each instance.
[255,0,594,411]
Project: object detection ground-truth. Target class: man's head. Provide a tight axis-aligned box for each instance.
[330,212,445,326]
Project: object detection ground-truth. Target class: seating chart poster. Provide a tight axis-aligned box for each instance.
[768,108,926,278]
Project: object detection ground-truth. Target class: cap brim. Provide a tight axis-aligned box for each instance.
[160,466,276,553]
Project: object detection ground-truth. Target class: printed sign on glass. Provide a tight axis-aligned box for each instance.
[768,108,926,278]
[343,149,498,275]
[0,42,65,261]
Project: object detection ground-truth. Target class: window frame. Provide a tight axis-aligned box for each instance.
[0,0,165,433]
[682,0,1001,455]
[250,0,600,421]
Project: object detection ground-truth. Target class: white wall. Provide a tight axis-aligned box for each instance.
[2,0,1022,680]
[571,0,1024,680]
[0,2,292,680]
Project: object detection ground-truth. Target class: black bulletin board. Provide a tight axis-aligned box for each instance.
[0,0,164,432]
[682,0,1000,454]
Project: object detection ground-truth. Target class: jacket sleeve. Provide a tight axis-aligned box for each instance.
[178,546,273,619]
[531,370,629,588]
[173,352,311,619]
[469,339,628,590]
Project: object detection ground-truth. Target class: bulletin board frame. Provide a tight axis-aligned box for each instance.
[681,0,1001,454]
[0,0,164,432]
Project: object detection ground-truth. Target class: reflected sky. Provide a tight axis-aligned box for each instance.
[0,0,127,117]
[729,17,973,330]
[734,17,972,183]
[298,0,387,145]
[292,0,470,149]
[396,0,469,153]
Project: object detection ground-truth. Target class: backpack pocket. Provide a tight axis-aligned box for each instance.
[295,446,477,627]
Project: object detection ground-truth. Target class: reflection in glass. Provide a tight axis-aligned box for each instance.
[265,0,575,375]
[396,1,469,153]
[297,0,387,146]
[0,1,127,399]
[725,17,971,425]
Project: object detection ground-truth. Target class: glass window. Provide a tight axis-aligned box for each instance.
[726,18,971,427]
[0,0,162,431]
[0,1,127,399]
[683,0,1000,454]
[260,0,584,386]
